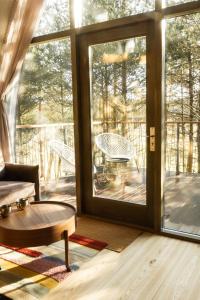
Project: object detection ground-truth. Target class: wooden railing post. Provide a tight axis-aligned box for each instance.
[176,122,180,176]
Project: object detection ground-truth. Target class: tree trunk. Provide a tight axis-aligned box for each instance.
[60,72,66,144]
[104,65,109,132]
[17,104,23,164]
[186,52,194,173]
[181,68,185,172]
[121,41,127,136]
[197,124,200,173]
[113,63,117,130]
[39,100,44,177]
[198,87,200,173]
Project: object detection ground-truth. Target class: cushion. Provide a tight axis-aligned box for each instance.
[0,181,35,205]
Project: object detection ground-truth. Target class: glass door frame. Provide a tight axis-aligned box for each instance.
[78,20,159,230]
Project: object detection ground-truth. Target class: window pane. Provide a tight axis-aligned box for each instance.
[74,0,154,27]
[90,37,147,205]
[16,39,76,206]
[4,75,20,162]
[34,0,70,36]
[163,0,198,7]
[164,13,200,235]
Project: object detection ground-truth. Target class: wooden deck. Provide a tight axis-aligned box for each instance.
[40,179,77,208]
[42,173,200,237]
[164,175,200,236]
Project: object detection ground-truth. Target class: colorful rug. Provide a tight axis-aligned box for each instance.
[70,234,108,250]
[0,237,105,299]
[0,243,42,258]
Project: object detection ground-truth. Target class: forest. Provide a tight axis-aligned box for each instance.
[13,0,200,180]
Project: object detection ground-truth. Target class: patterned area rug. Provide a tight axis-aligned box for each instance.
[0,237,104,299]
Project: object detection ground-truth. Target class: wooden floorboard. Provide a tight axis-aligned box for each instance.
[44,233,200,300]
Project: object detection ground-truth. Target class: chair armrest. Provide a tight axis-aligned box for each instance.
[0,166,6,180]
[0,163,40,201]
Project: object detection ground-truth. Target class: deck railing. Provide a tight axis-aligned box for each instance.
[166,121,200,175]
[15,123,75,179]
[15,121,200,179]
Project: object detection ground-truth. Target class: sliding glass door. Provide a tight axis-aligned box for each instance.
[163,12,200,237]
[79,22,156,228]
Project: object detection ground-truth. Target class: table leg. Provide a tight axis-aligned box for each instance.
[63,230,71,272]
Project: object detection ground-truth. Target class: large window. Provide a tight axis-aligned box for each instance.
[74,0,154,27]
[163,0,199,7]
[16,2,75,204]
[34,0,70,36]
[10,0,200,236]
[164,13,200,236]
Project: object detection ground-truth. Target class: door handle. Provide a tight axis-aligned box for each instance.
[149,127,155,152]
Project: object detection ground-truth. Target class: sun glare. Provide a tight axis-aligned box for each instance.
[74,0,83,27]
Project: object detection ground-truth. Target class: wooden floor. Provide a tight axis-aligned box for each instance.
[44,233,200,300]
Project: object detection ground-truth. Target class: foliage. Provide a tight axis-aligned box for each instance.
[15,1,200,174]
[34,0,70,36]
[17,39,72,125]
[82,0,154,25]
[166,14,200,122]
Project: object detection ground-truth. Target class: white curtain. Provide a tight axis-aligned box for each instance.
[0,0,44,162]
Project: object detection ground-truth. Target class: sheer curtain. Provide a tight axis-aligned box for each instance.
[0,0,44,163]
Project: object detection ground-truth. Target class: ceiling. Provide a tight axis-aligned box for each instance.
[0,0,14,55]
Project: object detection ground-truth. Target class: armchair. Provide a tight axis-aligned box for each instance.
[0,163,40,203]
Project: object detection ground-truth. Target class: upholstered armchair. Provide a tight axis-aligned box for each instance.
[0,163,40,204]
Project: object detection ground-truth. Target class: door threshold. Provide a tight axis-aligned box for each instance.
[79,213,154,233]
[161,228,200,243]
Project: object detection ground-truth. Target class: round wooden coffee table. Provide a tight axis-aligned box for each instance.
[0,201,76,271]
